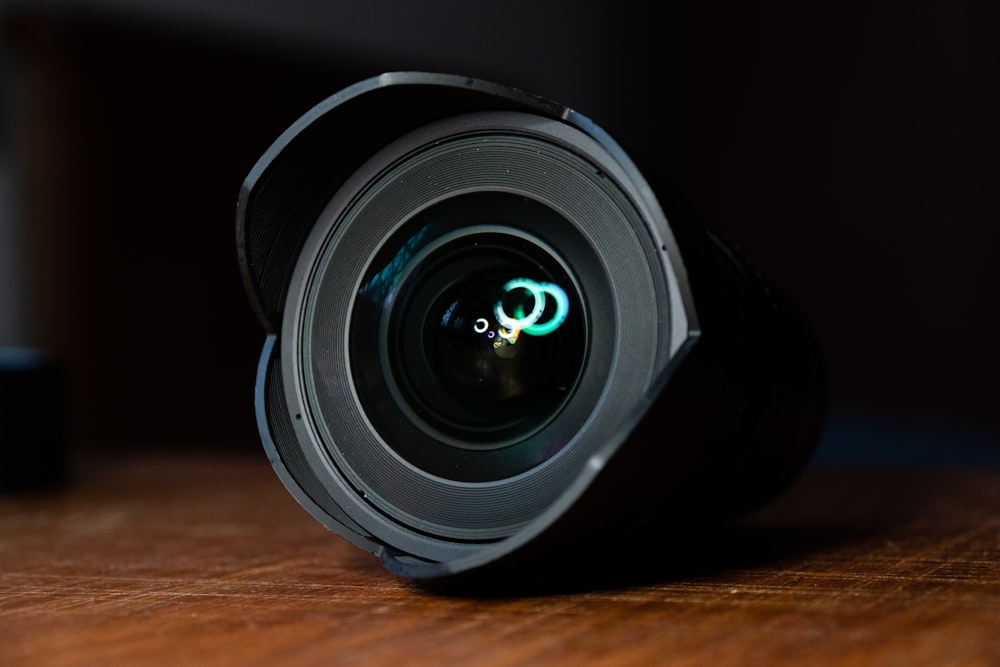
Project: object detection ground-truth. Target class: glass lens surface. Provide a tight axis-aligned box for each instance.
[350,194,587,454]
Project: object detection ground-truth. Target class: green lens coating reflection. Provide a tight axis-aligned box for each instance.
[494,278,569,336]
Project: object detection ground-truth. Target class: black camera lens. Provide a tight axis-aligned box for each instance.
[237,72,825,582]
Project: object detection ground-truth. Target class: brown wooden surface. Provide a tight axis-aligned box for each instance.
[1,454,998,666]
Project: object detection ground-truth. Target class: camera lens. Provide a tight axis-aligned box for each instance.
[350,196,588,455]
[286,109,666,538]
[238,72,825,579]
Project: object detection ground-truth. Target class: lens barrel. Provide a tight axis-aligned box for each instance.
[237,72,825,581]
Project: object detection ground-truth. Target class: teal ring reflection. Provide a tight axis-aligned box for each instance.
[494,278,570,336]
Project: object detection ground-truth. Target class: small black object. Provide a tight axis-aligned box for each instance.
[236,72,825,582]
[0,347,70,493]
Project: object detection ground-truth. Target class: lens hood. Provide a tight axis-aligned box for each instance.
[236,72,825,582]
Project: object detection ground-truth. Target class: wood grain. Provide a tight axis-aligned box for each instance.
[1,454,998,666]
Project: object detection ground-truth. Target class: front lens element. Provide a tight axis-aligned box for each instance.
[386,234,585,447]
[348,192,589,477]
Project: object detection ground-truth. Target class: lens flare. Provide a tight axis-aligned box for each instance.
[493,279,569,337]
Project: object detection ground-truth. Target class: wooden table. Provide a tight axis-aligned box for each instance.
[1,453,997,666]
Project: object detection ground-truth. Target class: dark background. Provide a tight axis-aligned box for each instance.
[0,0,996,465]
